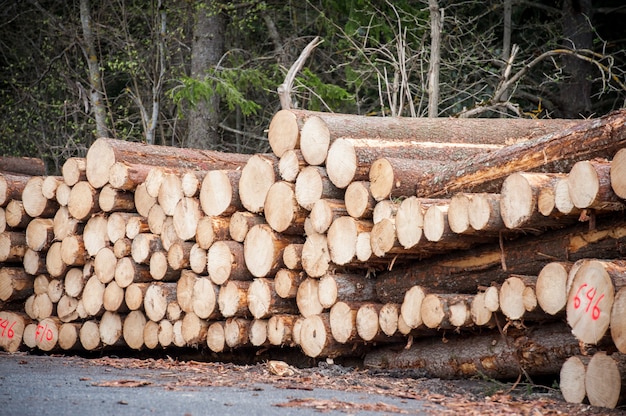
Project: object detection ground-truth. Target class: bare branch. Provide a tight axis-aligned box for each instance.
[277,36,323,110]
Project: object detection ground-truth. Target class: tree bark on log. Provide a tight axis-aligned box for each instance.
[364,323,582,380]
[317,272,376,309]
[207,240,250,285]
[264,181,307,234]
[0,173,30,207]
[99,184,135,213]
[228,211,264,243]
[238,154,279,214]
[376,217,626,302]
[0,156,46,177]
[247,278,297,319]
[413,110,626,197]
[85,137,251,189]
[568,159,623,211]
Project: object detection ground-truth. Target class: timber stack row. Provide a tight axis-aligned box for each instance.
[3,109,626,408]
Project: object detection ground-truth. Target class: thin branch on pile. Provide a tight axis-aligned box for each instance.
[277,36,323,110]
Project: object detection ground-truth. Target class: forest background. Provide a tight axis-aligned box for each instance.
[2,0,626,174]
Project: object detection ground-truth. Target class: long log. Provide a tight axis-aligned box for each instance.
[364,323,581,380]
[376,216,626,302]
[0,156,46,177]
[85,137,251,189]
[413,110,626,197]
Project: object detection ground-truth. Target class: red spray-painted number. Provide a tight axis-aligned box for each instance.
[0,318,16,339]
[572,283,605,321]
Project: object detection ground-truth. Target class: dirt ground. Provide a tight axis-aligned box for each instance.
[41,347,624,415]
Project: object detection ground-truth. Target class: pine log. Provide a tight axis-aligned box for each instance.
[282,243,303,271]
[192,277,220,320]
[296,278,323,318]
[294,166,343,211]
[6,200,31,229]
[267,314,297,346]
[57,294,79,322]
[172,197,202,241]
[134,183,156,218]
[176,270,198,313]
[124,282,150,311]
[41,176,62,200]
[57,322,81,350]
[0,173,30,207]
[469,292,495,327]
[568,159,624,210]
[98,184,135,213]
[0,231,27,263]
[364,323,582,380]
[369,157,438,201]
[264,181,307,234]
[45,241,67,278]
[52,206,82,243]
[536,261,572,315]
[122,310,147,350]
[181,171,202,197]
[108,161,151,191]
[218,280,250,318]
[376,217,626,302]
[196,215,231,250]
[500,172,573,230]
[107,212,136,244]
[611,147,626,199]
[274,269,305,299]
[147,204,166,235]
[115,257,152,288]
[189,243,207,275]
[399,285,428,330]
[278,149,305,182]
[244,224,300,278]
[103,281,127,313]
[64,267,87,298]
[60,235,87,267]
[200,169,242,216]
[85,137,251,189]
[144,282,178,322]
[300,233,330,278]
[247,278,297,319]
[143,320,160,349]
[99,311,124,347]
[131,233,163,265]
[55,182,71,206]
[0,155,46,176]
[377,303,400,337]
[344,181,375,219]
[611,286,626,354]
[67,181,100,221]
[0,267,33,302]
[206,321,226,352]
[61,157,87,186]
[94,247,117,283]
[25,218,54,252]
[394,196,427,249]
[0,311,29,352]
[355,303,385,342]
[238,153,279,214]
[207,240,250,285]
[413,110,626,197]
[498,275,539,321]
[145,167,177,198]
[554,177,582,216]
[223,317,250,348]
[172,320,185,347]
[159,217,180,251]
[421,293,474,329]
[180,312,208,347]
[83,214,109,257]
[300,314,361,358]
[308,199,347,235]
[467,193,505,233]
[166,240,193,271]
[34,317,61,351]
[318,272,376,309]
[157,319,174,348]
[328,301,361,344]
[327,216,373,265]
[585,352,626,409]
[560,355,589,404]
[157,173,183,216]
[82,275,105,318]
[567,259,626,344]
[268,109,573,158]
[23,176,59,218]
[228,211,265,243]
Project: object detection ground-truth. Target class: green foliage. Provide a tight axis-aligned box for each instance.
[296,68,354,111]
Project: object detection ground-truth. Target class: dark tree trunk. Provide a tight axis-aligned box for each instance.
[559,0,593,118]
[187,0,224,149]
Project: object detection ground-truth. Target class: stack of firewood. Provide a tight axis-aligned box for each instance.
[2,109,626,408]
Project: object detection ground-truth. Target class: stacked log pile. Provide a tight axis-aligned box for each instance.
[2,109,626,408]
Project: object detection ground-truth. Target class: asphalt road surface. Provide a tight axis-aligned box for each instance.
[0,352,437,416]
